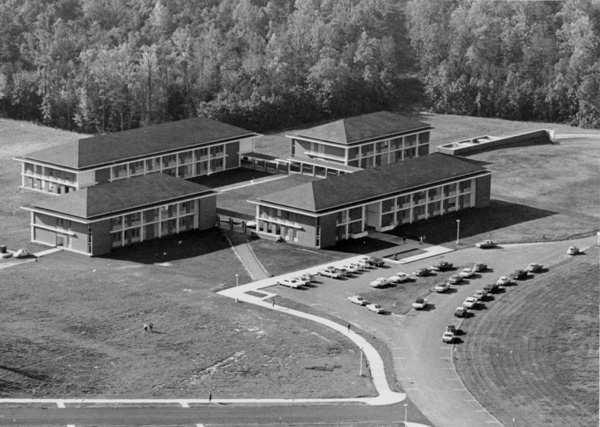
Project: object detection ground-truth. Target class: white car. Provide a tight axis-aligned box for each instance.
[462,297,478,309]
[473,290,487,300]
[13,248,32,258]
[459,268,475,278]
[442,331,455,343]
[387,273,410,283]
[366,303,384,314]
[278,277,306,288]
[348,295,368,306]
[567,246,581,255]
[357,258,372,269]
[299,272,316,283]
[343,263,362,273]
[497,276,512,286]
[412,297,428,310]
[434,282,451,293]
[319,267,343,279]
[369,277,389,288]
[448,274,463,284]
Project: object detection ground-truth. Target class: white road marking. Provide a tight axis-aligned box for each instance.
[57,402,65,408]
[180,402,189,408]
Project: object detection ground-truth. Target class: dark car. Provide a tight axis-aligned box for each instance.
[361,256,385,267]
[446,325,457,334]
[509,269,528,281]
[430,261,453,271]
[473,262,488,272]
[413,267,431,277]
[483,283,499,294]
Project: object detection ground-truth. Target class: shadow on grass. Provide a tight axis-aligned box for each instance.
[101,228,230,264]
[389,199,557,245]
[324,236,400,255]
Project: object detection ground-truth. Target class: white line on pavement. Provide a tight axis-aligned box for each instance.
[180,402,189,408]
[57,402,65,408]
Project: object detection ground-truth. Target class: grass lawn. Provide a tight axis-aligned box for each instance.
[454,246,599,427]
[0,118,373,400]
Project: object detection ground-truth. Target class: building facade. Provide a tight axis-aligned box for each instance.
[15,118,259,195]
[21,174,217,256]
[287,111,432,169]
[249,154,491,249]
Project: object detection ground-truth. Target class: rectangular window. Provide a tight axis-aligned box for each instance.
[162,154,177,168]
[146,157,161,171]
[418,145,429,157]
[404,147,416,159]
[405,134,417,147]
[179,151,193,164]
[419,132,430,144]
[129,161,145,175]
[337,210,348,224]
[111,216,123,231]
[210,145,224,156]
[111,231,123,247]
[349,206,362,221]
[381,213,394,228]
[390,137,402,150]
[348,220,362,235]
[361,144,374,157]
[376,140,389,153]
[144,209,158,223]
[125,212,141,228]
[382,198,395,213]
[348,147,359,160]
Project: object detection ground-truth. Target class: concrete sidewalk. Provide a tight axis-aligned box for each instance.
[217,253,407,406]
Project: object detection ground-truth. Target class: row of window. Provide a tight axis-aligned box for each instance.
[26,177,75,194]
[111,145,228,180]
[24,163,77,183]
[347,133,430,160]
[256,220,299,243]
[110,201,196,231]
[110,216,195,247]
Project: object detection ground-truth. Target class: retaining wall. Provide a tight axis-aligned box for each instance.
[436,130,555,156]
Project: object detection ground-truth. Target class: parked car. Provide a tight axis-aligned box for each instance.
[434,282,451,293]
[412,297,428,310]
[367,303,385,314]
[413,267,431,277]
[462,297,478,309]
[299,272,316,283]
[526,263,543,273]
[348,295,368,306]
[319,266,344,279]
[509,269,528,281]
[357,258,372,269]
[497,276,512,286]
[13,248,32,258]
[473,290,487,300]
[567,246,581,255]
[337,266,353,276]
[454,307,468,318]
[430,261,453,271]
[388,272,411,283]
[369,277,389,288]
[346,262,364,272]
[364,256,386,267]
[278,277,306,289]
[483,283,499,294]
[442,331,455,343]
[473,262,488,272]
[448,274,463,284]
[446,325,457,334]
[476,239,497,249]
[459,268,475,278]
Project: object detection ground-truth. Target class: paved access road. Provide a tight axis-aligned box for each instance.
[273,236,596,427]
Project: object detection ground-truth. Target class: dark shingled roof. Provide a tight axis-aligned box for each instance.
[25,173,215,219]
[291,111,431,145]
[254,154,489,213]
[21,118,259,170]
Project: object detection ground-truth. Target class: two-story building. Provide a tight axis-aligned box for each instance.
[249,153,491,248]
[21,173,217,256]
[14,117,260,195]
[287,111,432,170]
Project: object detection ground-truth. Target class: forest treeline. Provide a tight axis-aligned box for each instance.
[0,0,598,134]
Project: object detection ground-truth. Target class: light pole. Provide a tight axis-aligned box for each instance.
[404,403,408,425]
[456,219,461,245]
[359,348,363,376]
[235,274,239,303]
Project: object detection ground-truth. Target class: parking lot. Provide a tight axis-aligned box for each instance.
[256,236,595,427]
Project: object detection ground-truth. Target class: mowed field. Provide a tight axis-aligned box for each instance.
[455,246,599,427]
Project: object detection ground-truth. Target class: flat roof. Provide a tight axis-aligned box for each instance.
[289,111,431,145]
[23,173,216,219]
[19,118,260,170]
[286,157,363,172]
[252,154,489,213]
